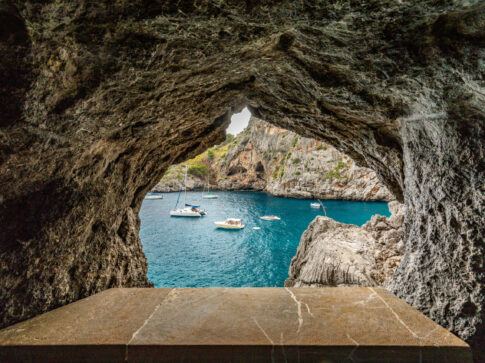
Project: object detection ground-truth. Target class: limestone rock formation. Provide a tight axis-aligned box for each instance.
[285,201,405,287]
[0,0,484,357]
[154,117,393,201]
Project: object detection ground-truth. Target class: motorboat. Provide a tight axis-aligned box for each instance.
[310,202,320,208]
[253,227,261,230]
[171,165,206,217]
[214,218,245,229]
[170,206,201,217]
[145,194,164,200]
[260,215,281,221]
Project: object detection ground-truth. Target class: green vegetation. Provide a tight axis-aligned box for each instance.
[160,133,238,183]
[325,161,349,180]
[336,161,347,169]
[304,163,308,168]
[292,157,300,164]
[286,152,292,159]
[207,149,215,160]
[275,165,280,171]
[295,171,301,175]
[316,144,327,151]
[273,172,277,179]
[280,168,285,178]
[292,136,299,147]
[188,164,208,177]
[223,133,234,144]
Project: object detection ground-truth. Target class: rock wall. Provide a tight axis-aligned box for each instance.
[0,0,483,358]
[286,202,405,287]
[154,117,394,201]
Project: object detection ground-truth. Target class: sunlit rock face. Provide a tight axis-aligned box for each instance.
[286,201,405,288]
[0,0,483,357]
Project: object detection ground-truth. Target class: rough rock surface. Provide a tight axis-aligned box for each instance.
[154,117,393,201]
[0,0,484,357]
[286,201,405,287]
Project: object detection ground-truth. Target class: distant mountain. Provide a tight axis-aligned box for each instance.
[153,117,393,201]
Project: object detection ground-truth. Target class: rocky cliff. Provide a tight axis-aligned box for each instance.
[154,117,393,201]
[285,201,405,287]
[1,0,484,358]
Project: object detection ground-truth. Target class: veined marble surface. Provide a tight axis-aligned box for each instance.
[0,288,471,362]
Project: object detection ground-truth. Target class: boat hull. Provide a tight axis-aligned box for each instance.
[260,216,281,221]
[214,222,244,229]
[203,195,218,199]
[170,210,201,217]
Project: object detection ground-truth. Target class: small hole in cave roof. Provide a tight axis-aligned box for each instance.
[227,107,251,136]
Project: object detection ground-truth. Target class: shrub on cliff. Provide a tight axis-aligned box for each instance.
[188,164,208,178]
[207,149,215,160]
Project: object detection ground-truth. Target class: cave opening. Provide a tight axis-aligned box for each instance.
[140,107,396,289]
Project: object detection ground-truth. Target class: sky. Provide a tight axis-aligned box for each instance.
[226,107,251,135]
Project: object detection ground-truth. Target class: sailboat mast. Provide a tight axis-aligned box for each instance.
[184,164,188,206]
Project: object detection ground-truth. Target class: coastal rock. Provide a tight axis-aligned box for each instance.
[286,201,405,287]
[154,117,394,201]
[0,0,484,357]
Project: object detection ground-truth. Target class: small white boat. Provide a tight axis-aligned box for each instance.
[253,227,261,230]
[310,202,320,208]
[145,195,164,200]
[170,166,205,217]
[214,218,245,229]
[260,215,281,221]
[203,176,218,199]
[170,206,201,217]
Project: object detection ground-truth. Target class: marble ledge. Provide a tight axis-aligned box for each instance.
[0,287,472,362]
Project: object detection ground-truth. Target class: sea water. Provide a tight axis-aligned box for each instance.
[139,191,390,287]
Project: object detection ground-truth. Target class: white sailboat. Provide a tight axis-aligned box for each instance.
[170,165,204,217]
[202,175,218,199]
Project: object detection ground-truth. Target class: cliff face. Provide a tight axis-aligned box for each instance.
[1,0,484,357]
[154,117,393,201]
[285,201,405,287]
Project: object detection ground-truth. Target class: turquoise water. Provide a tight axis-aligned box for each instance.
[139,191,390,287]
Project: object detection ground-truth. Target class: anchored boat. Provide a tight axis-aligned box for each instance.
[260,215,281,221]
[145,194,164,200]
[202,176,218,199]
[214,218,245,229]
[170,165,206,217]
[310,202,320,208]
